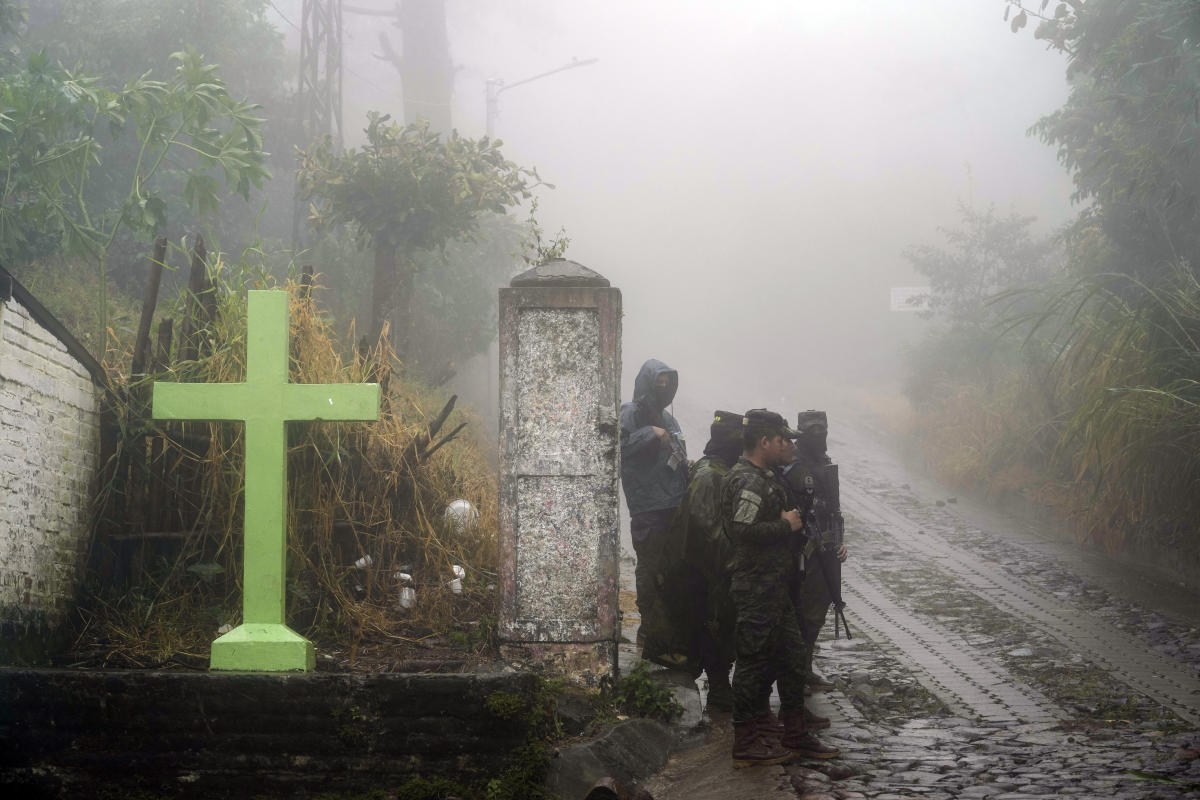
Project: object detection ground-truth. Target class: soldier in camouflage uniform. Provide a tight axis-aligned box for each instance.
[776,410,849,737]
[723,409,839,767]
[670,410,743,711]
[780,410,849,695]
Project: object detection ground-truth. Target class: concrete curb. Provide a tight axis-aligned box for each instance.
[546,678,705,800]
[546,718,673,799]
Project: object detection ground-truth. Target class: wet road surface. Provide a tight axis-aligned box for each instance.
[630,420,1200,799]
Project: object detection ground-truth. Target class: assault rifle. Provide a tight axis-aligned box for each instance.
[821,461,851,639]
[779,462,851,639]
[663,428,688,473]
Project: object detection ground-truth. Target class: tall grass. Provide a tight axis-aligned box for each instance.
[1038,268,1200,554]
[82,260,497,667]
[904,312,1063,497]
[909,266,1200,567]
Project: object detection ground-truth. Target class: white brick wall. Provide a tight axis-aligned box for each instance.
[0,296,100,638]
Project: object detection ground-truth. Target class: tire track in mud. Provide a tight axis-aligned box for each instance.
[842,561,1064,724]
[841,479,1200,726]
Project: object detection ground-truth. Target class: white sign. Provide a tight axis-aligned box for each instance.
[890,286,931,312]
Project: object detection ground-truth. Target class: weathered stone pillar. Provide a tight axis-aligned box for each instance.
[498,259,621,683]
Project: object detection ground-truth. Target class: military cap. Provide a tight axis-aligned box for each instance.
[709,409,742,443]
[712,409,743,429]
[743,408,801,439]
[796,410,828,431]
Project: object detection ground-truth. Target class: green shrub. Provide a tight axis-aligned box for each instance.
[612,662,683,723]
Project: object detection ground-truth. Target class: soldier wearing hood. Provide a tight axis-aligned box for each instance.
[620,359,689,657]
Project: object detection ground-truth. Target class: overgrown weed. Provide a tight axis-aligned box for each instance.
[80,264,498,667]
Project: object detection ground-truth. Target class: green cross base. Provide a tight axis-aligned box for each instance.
[211,623,315,672]
[153,290,379,672]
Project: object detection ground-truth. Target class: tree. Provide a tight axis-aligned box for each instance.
[904,203,1057,325]
[15,0,293,262]
[375,0,454,133]
[297,112,538,360]
[18,0,285,111]
[0,0,22,40]
[902,203,1059,406]
[0,48,269,352]
[1008,0,1200,282]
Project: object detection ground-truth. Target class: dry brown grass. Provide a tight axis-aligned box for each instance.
[81,270,498,668]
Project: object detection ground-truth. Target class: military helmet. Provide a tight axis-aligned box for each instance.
[796,409,828,432]
[743,408,801,439]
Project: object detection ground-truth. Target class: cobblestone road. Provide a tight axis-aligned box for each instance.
[638,422,1200,800]
[841,477,1200,726]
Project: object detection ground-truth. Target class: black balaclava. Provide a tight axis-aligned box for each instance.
[703,410,743,467]
[633,360,677,427]
[654,371,678,410]
[796,409,828,457]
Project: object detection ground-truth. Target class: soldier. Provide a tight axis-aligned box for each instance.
[620,359,689,660]
[668,410,743,711]
[723,409,839,767]
[780,410,849,697]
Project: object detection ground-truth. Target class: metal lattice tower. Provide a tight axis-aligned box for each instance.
[298,0,344,148]
[293,0,344,250]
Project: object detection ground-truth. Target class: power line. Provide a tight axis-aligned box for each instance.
[343,63,392,98]
[266,0,300,31]
[344,3,397,17]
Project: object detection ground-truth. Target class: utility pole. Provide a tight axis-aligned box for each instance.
[293,0,345,251]
[485,57,598,139]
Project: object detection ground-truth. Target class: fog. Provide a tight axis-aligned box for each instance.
[274,0,1075,446]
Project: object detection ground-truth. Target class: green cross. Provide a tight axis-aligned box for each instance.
[153,290,379,672]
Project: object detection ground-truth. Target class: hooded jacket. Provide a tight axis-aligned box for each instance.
[620,359,688,515]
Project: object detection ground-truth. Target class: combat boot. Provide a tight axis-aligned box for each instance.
[779,711,840,759]
[731,718,793,768]
[804,705,831,730]
[759,710,785,740]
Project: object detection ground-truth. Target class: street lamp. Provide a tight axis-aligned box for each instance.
[485,57,599,138]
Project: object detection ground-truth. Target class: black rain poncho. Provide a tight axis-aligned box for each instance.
[619,359,688,516]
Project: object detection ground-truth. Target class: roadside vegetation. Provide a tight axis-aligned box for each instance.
[904,0,1200,574]
[0,0,565,666]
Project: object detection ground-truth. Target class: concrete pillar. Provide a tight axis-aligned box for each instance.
[498,259,621,683]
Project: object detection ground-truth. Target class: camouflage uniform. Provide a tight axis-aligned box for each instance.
[680,454,737,688]
[781,452,836,644]
[779,410,846,683]
[723,457,807,725]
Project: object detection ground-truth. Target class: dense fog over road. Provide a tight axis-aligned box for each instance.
[265,0,1078,420]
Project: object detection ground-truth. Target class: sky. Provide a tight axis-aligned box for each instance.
[271,0,1076,442]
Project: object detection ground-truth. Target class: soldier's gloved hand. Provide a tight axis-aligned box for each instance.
[781,508,803,531]
[837,545,848,562]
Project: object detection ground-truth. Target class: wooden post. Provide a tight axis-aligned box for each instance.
[300,265,314,301]
[131,237,168,378]
[126,238,171,531]
[148,318,173,532]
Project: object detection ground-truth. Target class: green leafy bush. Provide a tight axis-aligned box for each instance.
[612,662,683,723]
